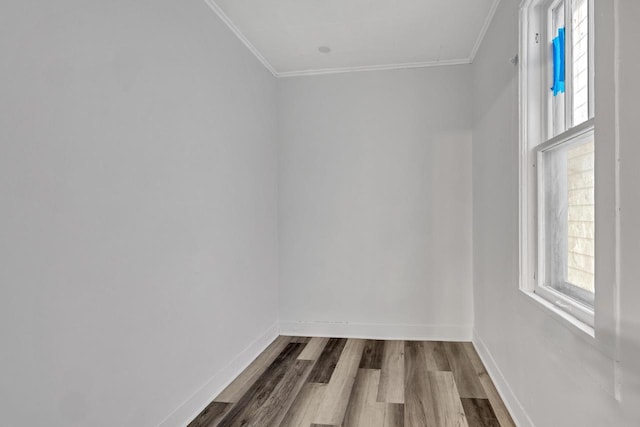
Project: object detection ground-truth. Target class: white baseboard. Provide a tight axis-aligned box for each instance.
[159,322,279,427]
[279,321,473,341]
[472,331,535,427]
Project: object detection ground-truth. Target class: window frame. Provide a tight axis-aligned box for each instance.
[519,0,598,331]
[520,0,620,398]
[542,0,595,138]
[545,0,567,137]
[535,119,595,326]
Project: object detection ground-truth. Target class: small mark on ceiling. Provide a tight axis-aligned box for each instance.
[318,46,331,54]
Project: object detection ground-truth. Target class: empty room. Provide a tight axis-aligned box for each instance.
[2,0,639,426]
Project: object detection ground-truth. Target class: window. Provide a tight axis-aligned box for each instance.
[520,0,596,327]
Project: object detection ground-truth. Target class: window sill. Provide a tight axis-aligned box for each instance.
[518,288,595,340]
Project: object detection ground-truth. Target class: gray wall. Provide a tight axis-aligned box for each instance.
[278,67,473,339]
[0,1,279,426]
[618,1,640,422]
[471,0,640,425]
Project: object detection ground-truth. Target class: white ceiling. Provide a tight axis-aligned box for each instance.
[205,0,500,77]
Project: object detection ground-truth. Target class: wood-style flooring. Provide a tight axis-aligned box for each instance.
[188,336,515,427]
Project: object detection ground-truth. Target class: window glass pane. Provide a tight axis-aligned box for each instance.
[541,133,594,306]
[567,139,594,293]
[572,0,590,125]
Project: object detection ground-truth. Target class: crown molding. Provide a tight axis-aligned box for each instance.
[203,0,501,78]
[470,0,502,61]
[276,58,472,78]
[203,0,278,77]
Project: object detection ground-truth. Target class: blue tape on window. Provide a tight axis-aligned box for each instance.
[552,27,566,96]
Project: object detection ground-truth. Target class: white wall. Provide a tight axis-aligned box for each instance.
[0,1,279,426]
[278,67,473,340]
[615,0,640,423]
[471,0,640,426]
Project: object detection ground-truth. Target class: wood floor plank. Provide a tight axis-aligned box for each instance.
[377,340,405,404]
[428,371,469,427]
[344,369,405,427]
[313,339,366,426]
[462,343,516,427]
[280,383,327,427]
[248,359,314,426]
[286,336,312,344]
[307,338,347,383]
[344,369,385,427]
[465,417,501,427]
[216,343,304,427]
[461,398,501,427]
[404,341,438,427]
[299,337,330,361]
[187,402,230,427]
[215,336,290,403]
[384,403,405,427]
[359,340,384,369]
[424,341,452,371]
[443,342,486,399]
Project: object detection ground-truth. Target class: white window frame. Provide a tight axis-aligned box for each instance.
[535,119,595,325]
[520,0,620,400]
[519,0,601,332]
[541,0,595,136]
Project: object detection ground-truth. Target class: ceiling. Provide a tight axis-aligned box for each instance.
[205,0,500,77]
